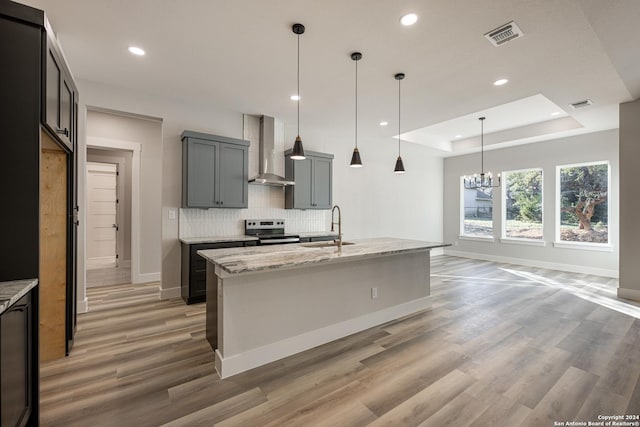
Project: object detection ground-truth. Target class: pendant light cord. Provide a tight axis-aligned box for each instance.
[355,59,358,149]
[297,33,300,137]
[398,78,401,157]
[480,117,484,174]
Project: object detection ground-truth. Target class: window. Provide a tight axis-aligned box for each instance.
[503,169,543,240]
[461,178,493,238]
[558,162,609,244]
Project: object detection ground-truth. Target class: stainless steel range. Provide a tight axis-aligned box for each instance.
[245,219,300,245]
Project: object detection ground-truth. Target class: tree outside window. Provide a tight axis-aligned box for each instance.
[558,162,608,244]
[461,180,493,237]
[503,169,543,240]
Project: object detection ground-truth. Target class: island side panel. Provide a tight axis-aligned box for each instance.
[217,250,430,377]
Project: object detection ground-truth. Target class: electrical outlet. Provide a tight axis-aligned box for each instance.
[371,287,378,299]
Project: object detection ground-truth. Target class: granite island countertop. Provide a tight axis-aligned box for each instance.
[198,237,449,277]
[0,278,38,315]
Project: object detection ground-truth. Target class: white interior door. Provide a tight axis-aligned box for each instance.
[86,162,118,268]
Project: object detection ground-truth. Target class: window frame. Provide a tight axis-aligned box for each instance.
[501,167,544,243]
[555,160,611,249]
[459,175,495,241]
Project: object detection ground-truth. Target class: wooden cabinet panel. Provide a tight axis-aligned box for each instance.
[40,141,68,362]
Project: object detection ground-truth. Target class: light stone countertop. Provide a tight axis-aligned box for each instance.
[198,237,449,277]
[0,278,38,315]
[179,235,259,244]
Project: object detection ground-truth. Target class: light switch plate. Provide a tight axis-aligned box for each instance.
[168,209,177,220]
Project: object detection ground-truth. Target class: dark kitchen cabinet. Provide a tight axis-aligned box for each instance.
[284,150,333,210]
[44,31,77,152]
[1,288,38,427]
[1,4,78,423]
[181,240,256,304]
[181,131,249,209]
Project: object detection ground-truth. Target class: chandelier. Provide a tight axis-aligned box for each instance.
[463,117,500,189]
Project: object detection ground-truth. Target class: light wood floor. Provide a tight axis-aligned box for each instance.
[40,256,640,426]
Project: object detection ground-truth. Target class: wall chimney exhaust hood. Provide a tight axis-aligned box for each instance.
[249,115,295,186]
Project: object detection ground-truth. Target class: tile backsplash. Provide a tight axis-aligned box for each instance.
[179,185,331,238]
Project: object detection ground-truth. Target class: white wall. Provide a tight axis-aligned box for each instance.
[76,78,444,302]
[443,129,619,277]
[619,98,640,300]
[86,110,161,275]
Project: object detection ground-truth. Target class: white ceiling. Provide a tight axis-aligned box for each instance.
[16,0,640,157]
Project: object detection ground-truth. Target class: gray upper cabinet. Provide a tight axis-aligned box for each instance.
[182,131,249,209]
[284,149,333,209]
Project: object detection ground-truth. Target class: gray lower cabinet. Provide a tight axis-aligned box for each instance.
[181,241,256,304]
[181,131,249,209]
[299,235,336,243]
[284,150,333,209]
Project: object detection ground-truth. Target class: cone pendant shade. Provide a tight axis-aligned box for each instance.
[291,135,305,160]
[350,147,362,167]
[394,156,405,174]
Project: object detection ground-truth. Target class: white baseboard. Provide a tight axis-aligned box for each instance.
[444,249,619,279]
[215,296,431,378]
[618,287,640,302]
[77,297,88,314]
[430,247,445,257]
[134,272,161,284]
[160,286,181,300]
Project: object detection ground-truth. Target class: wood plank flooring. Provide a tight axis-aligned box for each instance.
[40,256,640,426]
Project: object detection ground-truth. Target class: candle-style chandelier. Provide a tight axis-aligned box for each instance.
[463,116,500,189]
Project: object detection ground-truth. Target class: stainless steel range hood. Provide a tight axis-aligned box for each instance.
[249,115,295,186]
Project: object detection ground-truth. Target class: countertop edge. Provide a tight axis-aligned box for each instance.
[0,278,38,315]
[199,239,450,277]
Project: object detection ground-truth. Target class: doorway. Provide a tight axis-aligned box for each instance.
[85,149,133,287]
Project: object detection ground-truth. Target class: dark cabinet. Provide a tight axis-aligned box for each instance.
[1,290,36,427]
[181,131,249,209]
[181,241,256,304]
[284,150,334,209]
[44,32,77,151]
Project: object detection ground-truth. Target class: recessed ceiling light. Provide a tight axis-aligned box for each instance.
[290,94,300,101]
[400,13,418,26]
[455,134,462,138]
[493,78,508,86]
[379,121,388,126]
[551,111,560,116]
[128,46,145,56]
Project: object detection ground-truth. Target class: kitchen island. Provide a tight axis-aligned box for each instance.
[198,237,448,378]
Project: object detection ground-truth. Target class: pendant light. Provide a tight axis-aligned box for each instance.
[394,73,406,174]
[463,117,501,189]
[290,23,306,160]
[350,52,363,167]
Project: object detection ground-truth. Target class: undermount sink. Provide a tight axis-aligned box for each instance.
[300,241,356,248]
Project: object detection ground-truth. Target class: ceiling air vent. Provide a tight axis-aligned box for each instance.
[570,99,593,109]
[484,21,523,46]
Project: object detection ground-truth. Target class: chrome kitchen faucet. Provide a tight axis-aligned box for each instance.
[331,205,342,248]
